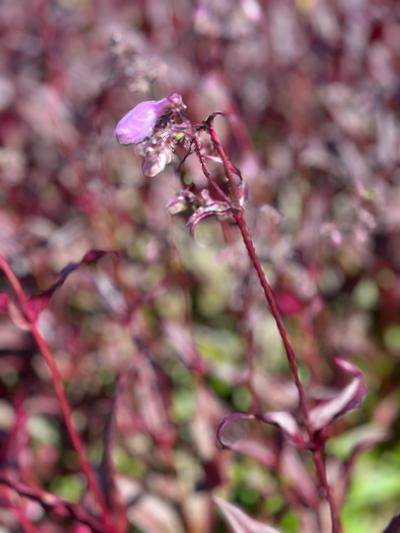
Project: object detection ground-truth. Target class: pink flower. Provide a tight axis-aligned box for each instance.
[115,93,184,145]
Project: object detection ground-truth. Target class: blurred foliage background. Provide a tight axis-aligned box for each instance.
[0,0,399,531]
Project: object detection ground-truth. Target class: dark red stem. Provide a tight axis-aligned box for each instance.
[0,474,104,532]
[204,123,342,533]
[190,128,231,205]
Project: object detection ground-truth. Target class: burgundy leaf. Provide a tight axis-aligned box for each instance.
[217,410,305,457]
[309,358,367,432]
[218,413,258,448]
[23,249,117,322]
[214,497,281,533]
[115,93,184,145]
[258,411,306,446]
[188,202,231,235]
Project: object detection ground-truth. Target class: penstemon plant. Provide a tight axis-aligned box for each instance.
[115,94,374,533]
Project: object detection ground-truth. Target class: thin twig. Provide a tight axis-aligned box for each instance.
[0,474,105,532]
[189,127,232,205]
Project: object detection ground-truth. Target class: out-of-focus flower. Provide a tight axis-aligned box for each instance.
[115,93,185,145]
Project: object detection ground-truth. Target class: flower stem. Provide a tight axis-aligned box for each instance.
[204,123,343,533]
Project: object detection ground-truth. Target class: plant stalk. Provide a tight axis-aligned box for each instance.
[204,123,343,533]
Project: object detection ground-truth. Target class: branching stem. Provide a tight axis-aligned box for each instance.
[194,121,342,533]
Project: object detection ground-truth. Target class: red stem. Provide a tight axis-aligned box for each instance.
[0,474,104,532]
[190,128,231,205]
[204,124,342,533]
[0,256,114,532]
[5,494,38,533]
[233,212,311,422]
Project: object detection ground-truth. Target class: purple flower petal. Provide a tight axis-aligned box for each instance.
[115,93,184,145]
[309,358,367,432]
[217,412,276,467]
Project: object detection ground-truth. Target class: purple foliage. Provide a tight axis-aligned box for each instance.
[214,496,281,533]
[309,358,367,432]
[1,1,399,532]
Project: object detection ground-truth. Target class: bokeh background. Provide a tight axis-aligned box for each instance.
[0,0,399,531]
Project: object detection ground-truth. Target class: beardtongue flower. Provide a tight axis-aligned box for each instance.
[115,93,184,145]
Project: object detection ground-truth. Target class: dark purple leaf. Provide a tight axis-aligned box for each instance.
[217,412,276,466]
[258,411,306,446]
[217,410,305,457]
[115,93,184,145]
[23,249,118,322]
[0,293,9,313]
[309,358,367,432]
[214,497,281,533]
